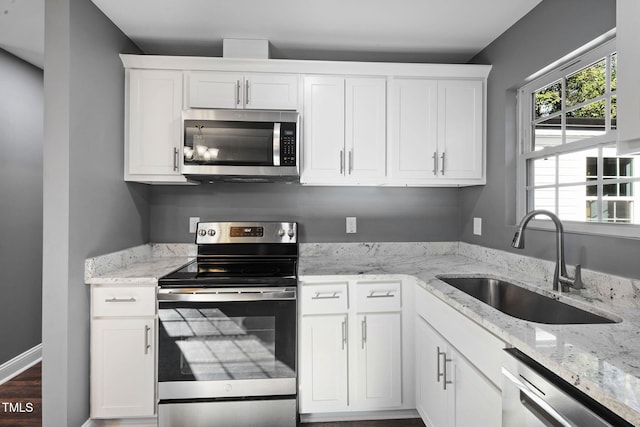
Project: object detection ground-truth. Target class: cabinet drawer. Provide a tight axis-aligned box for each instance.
[92,286,156,317]
[356,281,401,312]
[301,283,348,314]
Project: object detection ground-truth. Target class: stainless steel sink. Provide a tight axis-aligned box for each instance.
[437,276,619,324]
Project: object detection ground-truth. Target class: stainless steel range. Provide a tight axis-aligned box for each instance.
[157,221,298,427]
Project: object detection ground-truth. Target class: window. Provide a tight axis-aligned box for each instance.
[518,37,640,235]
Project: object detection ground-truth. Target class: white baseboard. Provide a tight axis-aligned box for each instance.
[299,409,420,423]
[82,418,157,427]
[0,343,42,386]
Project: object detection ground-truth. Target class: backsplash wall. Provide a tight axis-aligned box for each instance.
[149,183,460,243]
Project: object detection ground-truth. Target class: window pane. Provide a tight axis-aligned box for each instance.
[603,157,618,177]
[611,95,617,130]
[558,148,598,184]
[586,183,597,197]
[531,188,556,212]
[611,53,617,92]
[566,100,606,137]
[559,186,586,221]
[586,200,598,221]
[529,157,556,186]
[603,200,633,223]
[533,118,562,150]
[619,158,633,176]
[534,81,562,119]
[566,59,606,108]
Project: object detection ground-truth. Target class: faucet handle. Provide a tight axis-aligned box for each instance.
[573,264,584,290]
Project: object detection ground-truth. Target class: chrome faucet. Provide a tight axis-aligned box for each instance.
[511,210,584,292]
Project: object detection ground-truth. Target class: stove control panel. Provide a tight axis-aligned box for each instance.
[196,221,297,244]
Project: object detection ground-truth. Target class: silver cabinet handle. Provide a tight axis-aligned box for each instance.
[105,297,136,303]
[340,150,344,174]
[367,291,395,298]
[432,152,438,175]
[442,352,452,390]
[361,316,367,349]
[437,346,443,382]
[236,80,241,105]
[502,368,572,427]
[348,150,353,174]
[173,147,179,171]
[245,80,250,105]
[341,319,347,350]
[144,324,151,354]
[312,291,341,300]
[440,152,446,175]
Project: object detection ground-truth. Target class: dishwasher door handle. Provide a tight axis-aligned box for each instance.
[502,368,572,427]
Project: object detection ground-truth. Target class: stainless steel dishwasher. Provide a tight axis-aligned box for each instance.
[502,348,633,427]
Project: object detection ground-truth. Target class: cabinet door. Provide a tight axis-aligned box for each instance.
[245,73,299,110]
[299,314,348,413]
[450,347,502,427]
[301,76,346,183]
[388,79,439,183]
[345,78,387,184]
[91,318,155,418]
[415,315,449,427]
[355,312,402,409]
[616,0,640,154]
[127,69,185,182]
[187,71,243,109]
[437,80,483,180]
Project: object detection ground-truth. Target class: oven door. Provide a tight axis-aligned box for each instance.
[157,287,296,400]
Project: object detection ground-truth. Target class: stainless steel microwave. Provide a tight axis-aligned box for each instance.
[181,109,300,182]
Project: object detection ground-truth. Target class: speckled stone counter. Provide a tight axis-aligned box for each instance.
[84,243,195,284]
[85,241,640,425]
[300,242,640,426]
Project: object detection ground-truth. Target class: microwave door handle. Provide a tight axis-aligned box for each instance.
[273,122,281,166]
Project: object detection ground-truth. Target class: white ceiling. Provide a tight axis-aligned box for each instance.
[0,0,543,69]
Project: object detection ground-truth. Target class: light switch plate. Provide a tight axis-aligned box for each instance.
[189,217,200,233]
[473,217,482,236]
[346,217,357,234]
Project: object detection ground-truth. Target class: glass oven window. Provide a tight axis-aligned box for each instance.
[183,120,274,166]
[158,300,295,382]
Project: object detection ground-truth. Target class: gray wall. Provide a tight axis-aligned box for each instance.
[0,50,43,365]
[42,0,147,425]
[460,0,640,278]
[150,184,460,243]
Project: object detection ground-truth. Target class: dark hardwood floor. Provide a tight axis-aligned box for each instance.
[0,362,41,426]
[0,363,423,427]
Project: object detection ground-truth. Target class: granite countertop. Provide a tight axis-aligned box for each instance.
[85,241,640,425]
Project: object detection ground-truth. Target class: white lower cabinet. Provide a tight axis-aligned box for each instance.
[299,277,411,415]
[90,284,156,419]
[415,285,504,427]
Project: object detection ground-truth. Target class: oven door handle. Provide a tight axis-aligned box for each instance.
[157,287,297,302]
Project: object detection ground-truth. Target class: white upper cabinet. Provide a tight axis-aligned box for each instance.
[616,0,640,154]
[125,69,189,184]
[186,71,299,110]
[301,76,386,185]
[388,79,438,182]
[388,79,484,185]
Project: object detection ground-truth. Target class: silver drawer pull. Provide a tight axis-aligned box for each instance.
[105,297,136,303]
[312,292,341,300]
[367,291,395,298]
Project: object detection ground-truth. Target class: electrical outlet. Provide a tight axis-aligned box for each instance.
[473,217,482,236]
[189,217,200,233]
[346,217,357,234]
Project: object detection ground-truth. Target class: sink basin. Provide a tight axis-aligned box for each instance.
[437,276,619,324]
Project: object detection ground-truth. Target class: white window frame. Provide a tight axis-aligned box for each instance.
[516,34,640,239]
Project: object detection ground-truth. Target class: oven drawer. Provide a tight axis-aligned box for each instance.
[355,281,401,312]
[301,282,349,314]
[92,285,156,317]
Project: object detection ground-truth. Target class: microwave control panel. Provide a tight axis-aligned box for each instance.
[280,123,297,166]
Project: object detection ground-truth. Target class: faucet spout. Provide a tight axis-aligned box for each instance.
[512,210,584,292]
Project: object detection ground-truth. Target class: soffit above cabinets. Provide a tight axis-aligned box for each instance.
[89,0,542,63]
